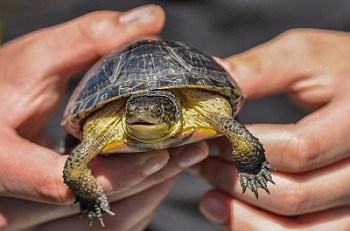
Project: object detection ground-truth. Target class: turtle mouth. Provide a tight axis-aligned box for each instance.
[125,121,171,142]
[129,121,161,126]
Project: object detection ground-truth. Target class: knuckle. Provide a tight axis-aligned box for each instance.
[276,185,310,215]
[152,180,171,196]
[75,11,119,54]
[78,10,117,26]
[278,28,310,44]
[276,29,315,57]
[111,166,150,193]
[79,11,112,30]
[149,168,167,184]
[76,13,102,43]
[113,179,131,193]
[40,173,71,204]
[287,132,319,172]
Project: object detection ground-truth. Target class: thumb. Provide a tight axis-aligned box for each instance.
[224,29,318,99]
[0,127,69,204]
[0,4,165,82]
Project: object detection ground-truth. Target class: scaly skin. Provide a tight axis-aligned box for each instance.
[180,88,275,197]
[63,137,115,227]
[207,113,275,197]
[63,101,124,226]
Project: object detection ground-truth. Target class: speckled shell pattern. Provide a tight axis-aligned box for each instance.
[62,37,244,138]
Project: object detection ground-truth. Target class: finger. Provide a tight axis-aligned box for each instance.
[0,129,68,203]
[206,136,232,159]
[0,196,71,231]
[225,29,350,102]
[0,4,165,81]
[63,141,208,207]
[32,178,176,231]
[224,29,350,100]
[104,178,175,230]
[197,156,350,216]
[247,95,350,172]
[108,141,209,201]
[200,190,350,230]
[0,153,175,230]
[0,127,169,204]
[128,210,156,231]
[90,149,170,196]
[224,30,306,99]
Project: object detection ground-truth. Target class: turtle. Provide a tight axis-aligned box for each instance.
[61,37,275,226]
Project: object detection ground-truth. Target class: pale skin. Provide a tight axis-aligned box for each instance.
[0,5,211,230]
[196,29,350,230]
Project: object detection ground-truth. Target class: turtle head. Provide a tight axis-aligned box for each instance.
[123,91,182,143]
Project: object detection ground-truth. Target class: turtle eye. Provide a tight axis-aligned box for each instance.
[155,107,162,116]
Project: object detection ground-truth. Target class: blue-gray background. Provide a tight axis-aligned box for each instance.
[1,1,349,230]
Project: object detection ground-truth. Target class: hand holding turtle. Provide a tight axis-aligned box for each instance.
[0,6,209,230]
[197,29,350,230]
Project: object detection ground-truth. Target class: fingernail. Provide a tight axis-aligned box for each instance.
[177,147,205,168]
[208,143,221,156]
[142,154,168,176]
[200,197,227,225]
[119,5,160,26]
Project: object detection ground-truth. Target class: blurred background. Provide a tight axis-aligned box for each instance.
[1,0,349,230]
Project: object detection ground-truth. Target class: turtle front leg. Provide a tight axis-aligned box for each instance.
[207,113,275,198]
[63,138,114,227]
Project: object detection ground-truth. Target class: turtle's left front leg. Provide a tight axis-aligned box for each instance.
[207,113,275,198]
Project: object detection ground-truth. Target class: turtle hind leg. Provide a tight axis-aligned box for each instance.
[206,113,275,198]
[63,138,115,227]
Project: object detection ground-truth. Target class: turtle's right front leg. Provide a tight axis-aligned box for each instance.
[63,138,114,227]
[206,113,275,198]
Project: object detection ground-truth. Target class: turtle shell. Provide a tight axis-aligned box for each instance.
[62,37,244,138]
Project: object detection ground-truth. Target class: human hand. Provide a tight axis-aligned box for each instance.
[0,5,209,230]
[197,29,350,230]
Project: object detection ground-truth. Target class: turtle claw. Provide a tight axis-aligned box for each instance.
[241,177,248,194]
[76,195,114,227]
[260,181,270,194]
[238,161,275,198]
[97,217,105,227]
[105,209,116,216]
